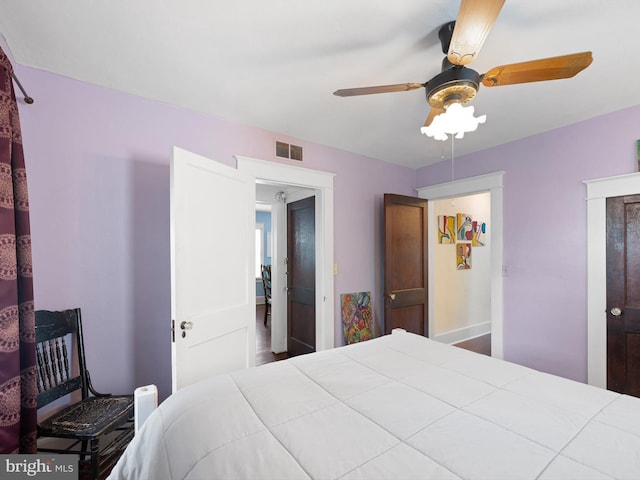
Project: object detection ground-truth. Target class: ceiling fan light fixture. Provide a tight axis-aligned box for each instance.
[333,2,593,146]
[425,67,480,109]
[420,102,486,141]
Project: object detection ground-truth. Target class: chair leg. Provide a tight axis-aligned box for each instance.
[263,303,268,326]
[90,438,100,480]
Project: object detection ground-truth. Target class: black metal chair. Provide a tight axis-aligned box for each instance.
[261,264,272,326]
[35,308,134,480]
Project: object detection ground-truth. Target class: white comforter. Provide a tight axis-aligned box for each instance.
[109,330,640,479]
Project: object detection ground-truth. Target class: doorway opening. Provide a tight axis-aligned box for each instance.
[254,183,315,362]
[237,155,335,361]
[417,171,504,358]
[431,192,492,346]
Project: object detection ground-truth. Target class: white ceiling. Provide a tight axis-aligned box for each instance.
[1,0,638,168]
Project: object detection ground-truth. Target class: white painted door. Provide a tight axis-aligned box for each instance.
[171,147,255,392]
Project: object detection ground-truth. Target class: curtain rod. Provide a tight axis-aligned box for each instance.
[11,72,33,104]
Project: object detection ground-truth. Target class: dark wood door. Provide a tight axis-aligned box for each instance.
[384,194,428,335]
[287,196,316,356]
[607,194,640,396]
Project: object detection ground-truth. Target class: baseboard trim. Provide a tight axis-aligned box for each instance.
[433,321,491,345]
[256,296,265,305]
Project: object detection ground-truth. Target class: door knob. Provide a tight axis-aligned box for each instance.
[610,307,622,317]
[180,321,193,330]
[385,292,396,301]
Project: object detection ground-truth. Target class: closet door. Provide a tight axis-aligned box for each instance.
[607,194,640,396]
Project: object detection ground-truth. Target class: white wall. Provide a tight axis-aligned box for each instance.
[432,192,491,343]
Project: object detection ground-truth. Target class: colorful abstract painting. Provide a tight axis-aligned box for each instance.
[438,215,456,244]
[457,213,473,241]
[471,220,487,247]
[457,243,472,270]
[341,291,373,344]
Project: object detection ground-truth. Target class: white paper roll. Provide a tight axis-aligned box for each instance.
[134,384,158,433]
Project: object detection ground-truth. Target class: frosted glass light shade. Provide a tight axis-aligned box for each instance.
[420,102,486,141]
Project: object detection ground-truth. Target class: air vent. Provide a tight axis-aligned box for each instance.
[275,141,303,161]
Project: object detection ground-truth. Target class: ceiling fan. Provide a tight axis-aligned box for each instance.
[333,0,593,132]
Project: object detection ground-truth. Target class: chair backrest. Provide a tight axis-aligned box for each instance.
[261,264,272,301]
[35,308,89,408]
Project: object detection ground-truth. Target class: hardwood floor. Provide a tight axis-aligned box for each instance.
[256,306,490,364]
[256,304,289,366]
[453,333,491,355]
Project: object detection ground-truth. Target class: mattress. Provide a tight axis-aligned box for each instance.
[108,330,640,479]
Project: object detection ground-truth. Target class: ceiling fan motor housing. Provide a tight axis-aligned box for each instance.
[425,66,480,108]
[438,21,456,54]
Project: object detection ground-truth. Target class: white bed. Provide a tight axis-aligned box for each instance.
[108,330,640,479]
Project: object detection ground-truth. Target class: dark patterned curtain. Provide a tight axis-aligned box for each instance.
[0,47,37,454]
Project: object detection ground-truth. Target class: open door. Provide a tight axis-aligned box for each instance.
[287,195,316,357]
[171,147,255,392]
[384,194,428,335]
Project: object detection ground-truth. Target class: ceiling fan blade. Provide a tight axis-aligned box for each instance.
[424,107,446,127]
[481,52,593,87]
[448,0,505,66]
[333,83,424,97]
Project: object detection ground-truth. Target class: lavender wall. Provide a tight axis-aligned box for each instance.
[16,53,637,397]
[416,105,640,382]
[16,65,414,401]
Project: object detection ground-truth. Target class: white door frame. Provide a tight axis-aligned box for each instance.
[237,156,335,352]
[416,171,505,359]
[584,172,640,388]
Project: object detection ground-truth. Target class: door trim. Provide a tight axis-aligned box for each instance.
[416,171,505,359]
[585,172,640,388]
[236,156,335,351]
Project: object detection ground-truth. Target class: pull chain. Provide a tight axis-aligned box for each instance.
[450,135,456,207]
[451,135,455,183]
